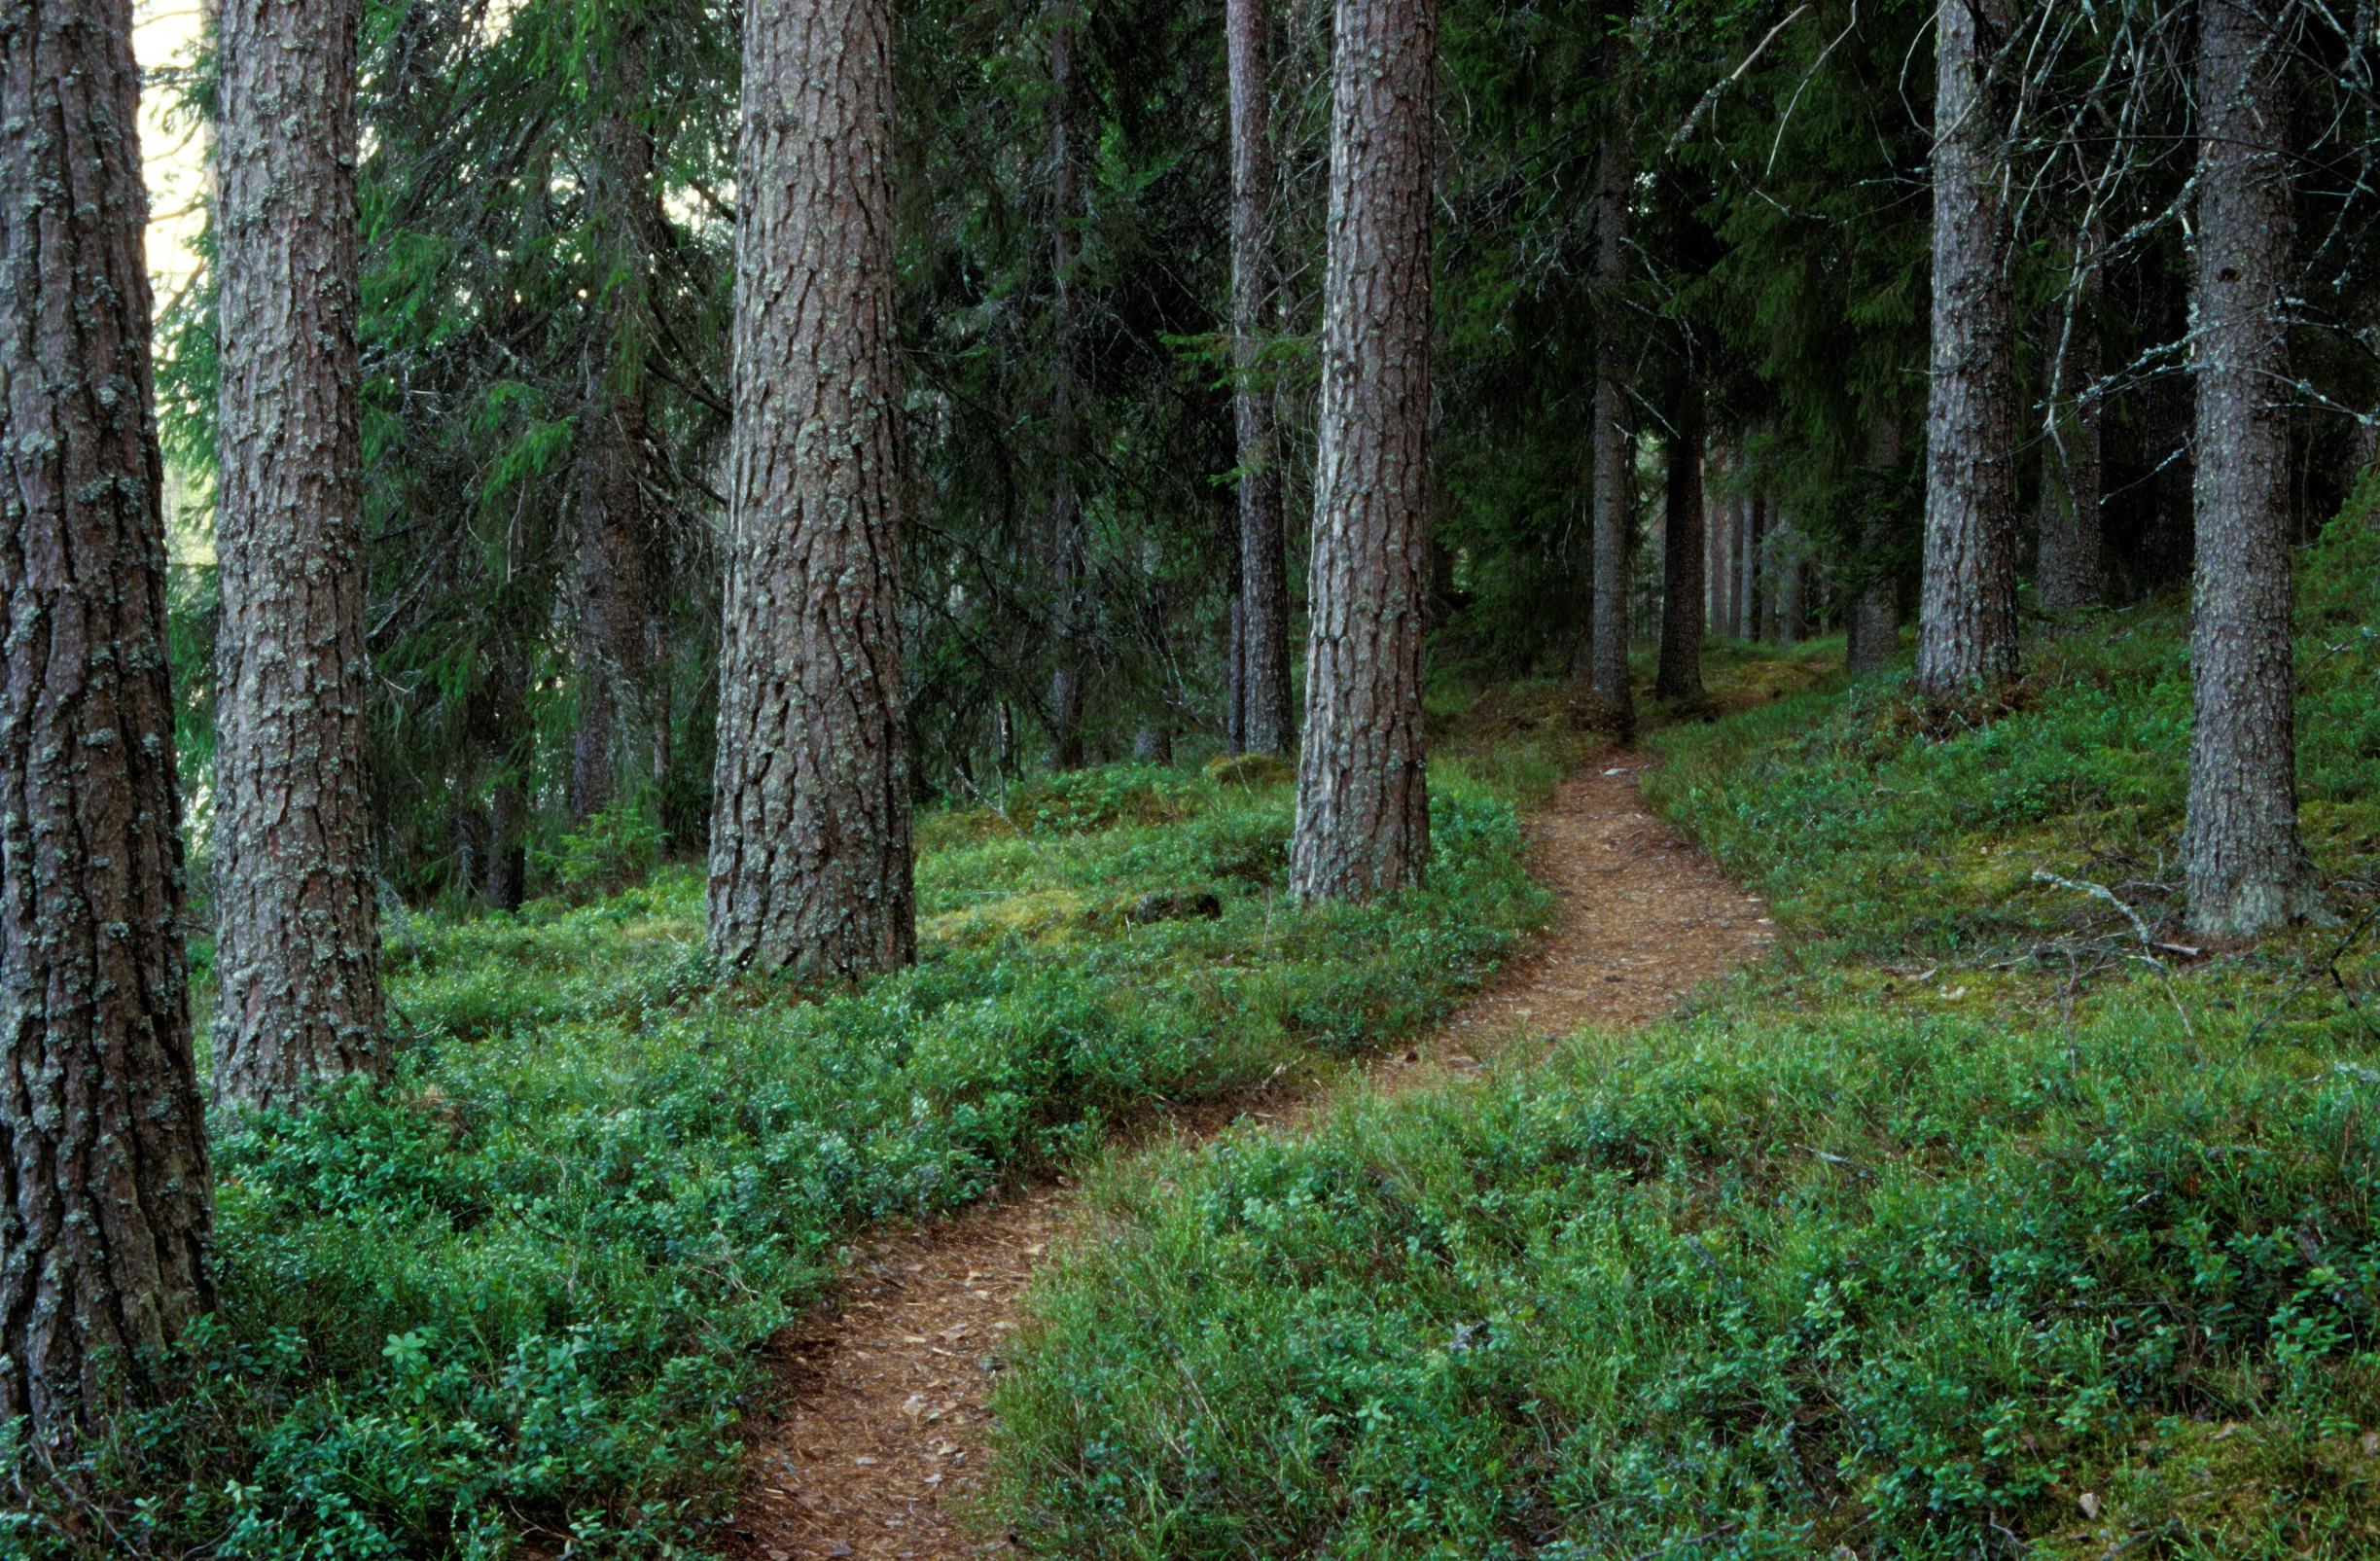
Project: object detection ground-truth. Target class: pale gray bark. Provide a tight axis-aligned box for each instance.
[1915,0,2022,697]
[1290,0,1438,902]
[212,0,386,1108]
[1227,0,1295,755]
[2183,0,2317,939]
[708,0,916,978]
[0,0,215,1451]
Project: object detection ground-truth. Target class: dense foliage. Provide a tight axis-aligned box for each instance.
[140,0,2378,901]
[4,757,1549,1556]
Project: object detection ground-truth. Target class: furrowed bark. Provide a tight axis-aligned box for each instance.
[2183,0,2317,939]
[1915,0,2021,697]
[211,0,386,1108]
[0,0,215,1451]
[1226,0,1295,755]
[707,0,916,978]
[1290,0,1438,902]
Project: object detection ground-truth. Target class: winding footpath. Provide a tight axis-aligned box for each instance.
[728,757,1774,1560]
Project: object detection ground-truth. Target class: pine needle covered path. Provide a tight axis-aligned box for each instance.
[727,758,1774,1559]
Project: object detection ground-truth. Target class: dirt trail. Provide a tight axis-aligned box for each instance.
[728,756,1773,1560]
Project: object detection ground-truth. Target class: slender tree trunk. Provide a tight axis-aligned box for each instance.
[1290,0,1438,902]
[1588,129,1635,724]
[708,0,916,977]
[1655,382,1706,699]
[212,0,385,1109]
[2184,0,2316,939]
[1738,490,1765,640]
[1047,5,1088,769]
[1916,0,2021,697]
[0,0,215,1452]
[1751,507,1770,642]
[465,641,530,911]
[1226,0,1295,755]
[1774,514,1804,645]
[1723,464,1742,642]
[1848,412,1905,673]
[1223,492,1249,752]
[571,15,659,822]
[1702,465,1721,628]
[2037,214,2105,620]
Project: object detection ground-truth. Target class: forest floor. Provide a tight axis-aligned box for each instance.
[726,754,1778,1559]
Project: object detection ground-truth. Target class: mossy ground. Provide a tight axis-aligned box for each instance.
[6,752,1557,1559]
[980,513,2380,1560]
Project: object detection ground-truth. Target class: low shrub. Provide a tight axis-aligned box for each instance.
[6,762,1547,1559]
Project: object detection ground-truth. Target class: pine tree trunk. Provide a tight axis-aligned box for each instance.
[571,16,658,823]
[1047,6,1088,770]
[1289,0,1438,903]
[212,0,386,1109]
[467,642,531,912]
[1226,0,1295,756]
[1654,382,1706,699]
[1774,514,1804,645]
[708,0,916,978]
[0,0,215,1451]
[1588,128,1636,722]
[1915,0,2021,697]
[1847,412,1905,673]
[1713,458,1738,637]
[2037,216,2105,620]
[1701,450,1723,633]
[1738,490,1764,640]
[2184,0,2316,939]
[1758,508,1781,643]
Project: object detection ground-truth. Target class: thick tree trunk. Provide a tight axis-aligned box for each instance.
[2037,217,2105,620]
[1289,0,1438,902]
[0,0,215,1452]
[571,16,659,822]
[2184,0,2316,939]
[1654,383,1706,699]
[708,0,916,978]
[1047,6,1088,770]
[212,0,386,1109]
[1226,0,1295,755]
[1915,0,2021,697]
[1847,412,1905,673]
[1588,129,1635,723]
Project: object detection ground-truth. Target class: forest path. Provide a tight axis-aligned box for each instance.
[727,755,1774,1560]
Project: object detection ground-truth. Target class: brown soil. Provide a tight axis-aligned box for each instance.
[726,756,1773,1560]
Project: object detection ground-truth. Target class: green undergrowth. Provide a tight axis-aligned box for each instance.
[7,754,1556,1558]
[984,512,2380,1559]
